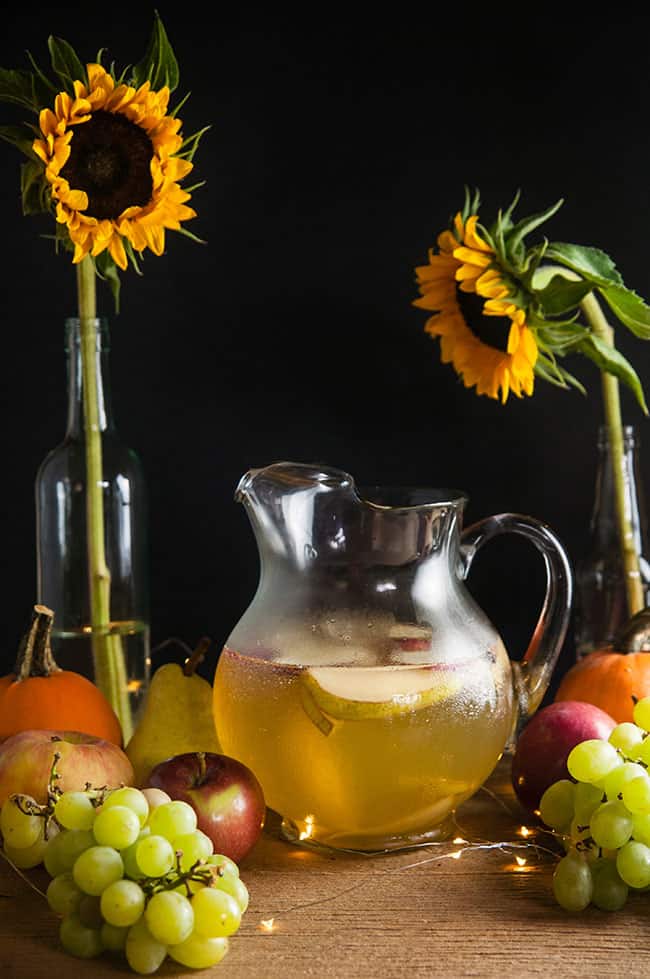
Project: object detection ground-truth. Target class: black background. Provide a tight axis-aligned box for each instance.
[1,6,650,701]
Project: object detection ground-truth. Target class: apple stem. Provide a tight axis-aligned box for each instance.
[183,637,212,677]
[47,751,63,809]
[196,751,207,783]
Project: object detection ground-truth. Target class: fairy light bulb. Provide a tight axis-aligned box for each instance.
[299,814,315,840]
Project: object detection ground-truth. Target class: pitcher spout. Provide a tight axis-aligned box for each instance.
[235,461,354,505]
[234,467,261,503]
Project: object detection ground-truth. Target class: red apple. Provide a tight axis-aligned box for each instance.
[0,729,134,806]
[146,751,265,863]
[511,701,616,814]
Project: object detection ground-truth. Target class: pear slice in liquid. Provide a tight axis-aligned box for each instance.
[300,663,464,733]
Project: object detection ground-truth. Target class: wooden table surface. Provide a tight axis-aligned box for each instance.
[2,757,648,979]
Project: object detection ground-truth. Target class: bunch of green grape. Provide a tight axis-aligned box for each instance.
[539,695,650,913]
[0,784,248,973]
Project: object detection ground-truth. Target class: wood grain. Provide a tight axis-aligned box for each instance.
[1,759,647,978]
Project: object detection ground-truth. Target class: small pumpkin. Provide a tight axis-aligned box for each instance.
[0,605,123,746]
[555,610,650,723]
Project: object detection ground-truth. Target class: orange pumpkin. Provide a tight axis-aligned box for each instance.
[555,649,650,723]
[0,605,123,746]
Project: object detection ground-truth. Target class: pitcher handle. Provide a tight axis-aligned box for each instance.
[460,513,573,722]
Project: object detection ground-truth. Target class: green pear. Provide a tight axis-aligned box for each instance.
[125,639,221,787]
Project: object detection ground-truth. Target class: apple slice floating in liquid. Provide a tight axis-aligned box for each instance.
[300,664,464,734]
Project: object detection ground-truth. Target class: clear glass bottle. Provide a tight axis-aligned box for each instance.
[35,317,150,736]
[574,424,650,658]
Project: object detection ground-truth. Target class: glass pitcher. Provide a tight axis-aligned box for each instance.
[213,462,572,851]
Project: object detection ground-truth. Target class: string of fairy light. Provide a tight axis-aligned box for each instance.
[254,787,563,934]
[0,780,564,938]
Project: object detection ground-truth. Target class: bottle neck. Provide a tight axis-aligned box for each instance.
[64,317,115,439]
[591,425,647,553]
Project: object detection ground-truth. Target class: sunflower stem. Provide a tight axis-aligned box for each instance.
[77,255,132,742]
[580,290,645,620]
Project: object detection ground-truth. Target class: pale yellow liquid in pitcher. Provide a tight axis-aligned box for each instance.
[213,642,514,851]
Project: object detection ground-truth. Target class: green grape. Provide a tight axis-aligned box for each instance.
[632,696,650,731]
[145,890,195,945]
[573,782,604,824]
[184,853,241,894]
[602,762,647,801]
[141,787,172,812]
[192,886,242,938]
[100,878,146,927]
[590,858,629,911]
[609,722,645,757]
[122,840,143,880]
[567,818,598,862]
[121,827,152,879]
[539,780,575,830]
[43,830,70,877]
[79,895,105,929]
[0,796,42,849]
[168,933,229,969]
[148,800,197,841]
[4,826,48,869]
[622,775,650,814]
[214,873,249,913]
[552,852,593,911]
[54,792,96,831]
[73,845,124,896]
[93,804,141,850]
[567,739,621,784]
[101,921,129,952]
[125,917,168,975]
[635,737,650,766]
[59,914,103,959]
[632,811,650,846]
[58,829,97,871]
[46,872,84,916]
[172,830,213,871]
[590,801,634,850]
[208,853,240,879]
[616,840,650,889]
[136,834,175,877]
[102,787,149,828]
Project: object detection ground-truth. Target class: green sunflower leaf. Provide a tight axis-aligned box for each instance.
[48,35,87,92]
[598,283,650,340]
[505,199,564,264]
[179,125,211,162]
[25,50,59,104]
[132,10,180,93]
[544,243,623,288]
[577,334,648,413]
[534,274,594,316]
[20,159,49,215]
[535,321,589,353]
[0,67,39,111]
[0,124,39,159]
[176,225,207,245]
[95,251,122,314]
[534,352,585,394]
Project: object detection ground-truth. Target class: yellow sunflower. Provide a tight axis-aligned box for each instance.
[413,213,538,403]
[32,63,196,271]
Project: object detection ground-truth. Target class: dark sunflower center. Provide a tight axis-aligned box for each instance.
[456,288,511,353]
[60,109,154,220]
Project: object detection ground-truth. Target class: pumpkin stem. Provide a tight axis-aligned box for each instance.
[14,605,62,679]
[182,637,212,677]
